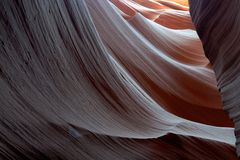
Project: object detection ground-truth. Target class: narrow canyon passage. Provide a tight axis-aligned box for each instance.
[0,0,239,159]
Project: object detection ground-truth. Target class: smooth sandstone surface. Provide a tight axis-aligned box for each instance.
[189,0,240,156]
[0,0,238,159]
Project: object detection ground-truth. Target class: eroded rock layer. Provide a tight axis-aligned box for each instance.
[0,0,238,159]
[189,0,240,156]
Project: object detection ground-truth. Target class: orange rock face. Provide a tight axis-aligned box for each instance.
[110,0,233,127]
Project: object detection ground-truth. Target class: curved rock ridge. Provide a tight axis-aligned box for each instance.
[0,0,238,159]
[189,0,240,157]
[100,0,233,127]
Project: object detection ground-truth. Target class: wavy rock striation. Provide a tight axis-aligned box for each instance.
[0,0,238,159]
